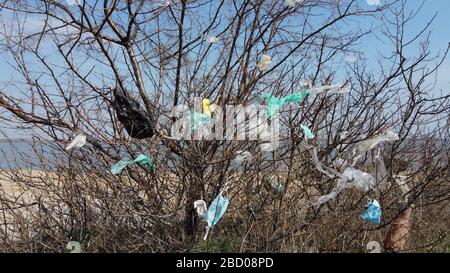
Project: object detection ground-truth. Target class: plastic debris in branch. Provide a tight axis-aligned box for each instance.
[203,193,230,240]
[300,124,315,140]
[202,98,217,116]
[260,89,310,119]
[285,0,304,8]
[308,83,351,95]
[384,207,413,252]
[366,241,381,253]
[66,241,81,253]
[112,88,155,139]
[352,130,399,165]
[360,199,382,225]
[194,200,208,217]
[111,154,155,175]
[65,134,86,151]
[207,36,220,43]
[313,167,377,206]
[270,180,284,192]
[256,54,272,72]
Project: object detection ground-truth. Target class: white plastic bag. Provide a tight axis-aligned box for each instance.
[65,134,86,150]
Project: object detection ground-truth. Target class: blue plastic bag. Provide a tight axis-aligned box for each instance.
[360,200,381,225]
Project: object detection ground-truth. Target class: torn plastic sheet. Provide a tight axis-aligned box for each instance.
[374,153,390,191]
[260,89,310,118]
[113,88,155,139]
[308,83,351,95]
[207,36,220,43]
[310,147,343,179]
[203,193,230,240]
[300,124,315,140]
[360,199,382,225]
[394,175,410,202]
[194,200,208,217]
[313,167,376,206]
[256,54,272,72]
[353,130,399,164]
[285,0,304,8]
[65,134,86,151]
[111,154,155,175]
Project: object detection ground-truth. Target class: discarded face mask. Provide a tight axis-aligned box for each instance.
[203,193,230,240]
[111,154,155,175]
[260,89,310,118]
[65,134,86,150]
[113,88,155,139]
[308,84,351,95]
[300,124,314,140]
[204,194,229,229]
[285,0,304,8]
[194,200,208,217]
[256,54,272,72]
[233,151,253,164]
[360,200,382,225]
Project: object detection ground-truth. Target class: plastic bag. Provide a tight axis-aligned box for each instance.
[194,200,208,217]
[353,130,399,164]
[111,154,155,175]
[113,88,155,139]
[65,134,86,150]
[285,0,304,8]
[66,241,81,253]
[394,175,410,202]
[360,200,382,225]
[308,84,351,95]
[310,147,343,179]
[260,89,310,118]
[313,167,376,206]
[202,98,217,116]
[384,207,413,252]
[256,54,272,72]
[207,36,220,43]
[300,124,314,140]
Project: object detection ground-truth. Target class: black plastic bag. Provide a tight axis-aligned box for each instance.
[112,88,155,139]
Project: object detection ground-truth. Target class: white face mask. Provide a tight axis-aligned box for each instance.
[65,134,86,151]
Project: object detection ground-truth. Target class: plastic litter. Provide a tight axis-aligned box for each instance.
[65,134,86,150]
[366,241,381,253]
[360,199,382,225]
[260,89,310,118]
[352,130,399,164]
[202,98,217,116]
[313,167,376,206]
[285,0,304,8]
[113,88,155,139]
[300,124,314,140]
[384,207,413,252]
[256,54,272,72]
[203,193,230,240]
[194,200,208,217]
[111,154,155,175]
[207,36,220,43]
[66,241,81,253]
[309,84,351,95]
[270,180,284,192]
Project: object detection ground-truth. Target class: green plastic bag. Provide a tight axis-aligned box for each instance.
[261,89,310,118]
[300,124,315,140]
[111,154,155,175]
